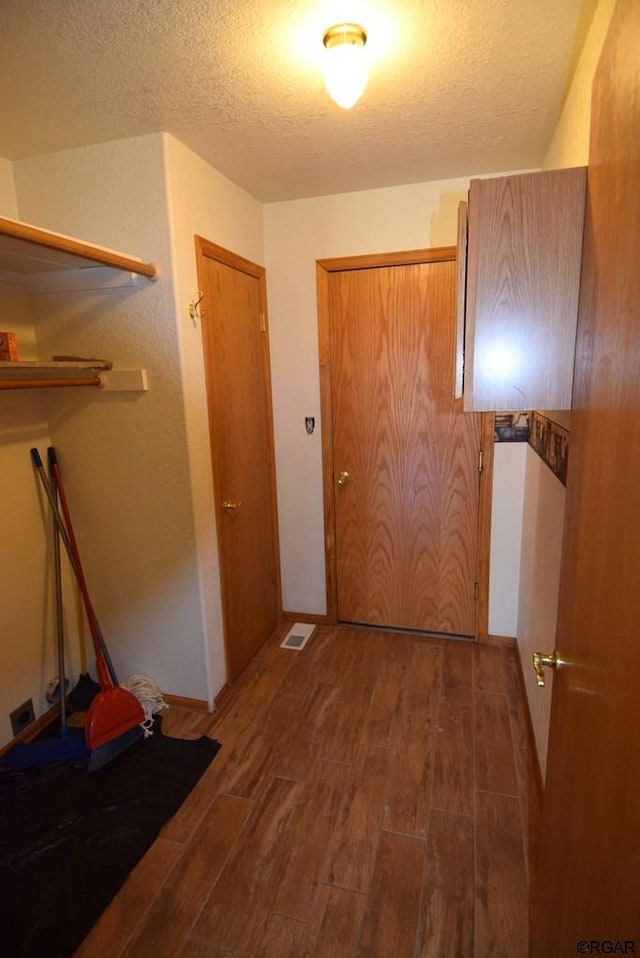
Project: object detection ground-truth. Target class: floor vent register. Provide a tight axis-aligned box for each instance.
[280,622,316,651]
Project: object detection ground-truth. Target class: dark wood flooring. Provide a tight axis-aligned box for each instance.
[76,624,540,957]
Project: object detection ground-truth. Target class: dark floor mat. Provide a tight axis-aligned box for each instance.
[0,721,220,957]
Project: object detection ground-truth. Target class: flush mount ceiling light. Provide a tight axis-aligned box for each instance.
[322,23,368,109]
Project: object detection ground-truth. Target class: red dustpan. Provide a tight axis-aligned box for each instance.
[86,688,145,750]
[85,636,144,763]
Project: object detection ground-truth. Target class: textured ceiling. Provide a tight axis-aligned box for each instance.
[0,0,597,202]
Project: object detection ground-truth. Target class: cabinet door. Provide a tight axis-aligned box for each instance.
[463,168,586,411]
[455,200,468,400]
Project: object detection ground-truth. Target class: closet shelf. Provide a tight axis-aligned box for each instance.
[0,216,158,280]
[0,218,154,393]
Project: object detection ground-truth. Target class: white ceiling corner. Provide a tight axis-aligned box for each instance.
[0,0,598,202]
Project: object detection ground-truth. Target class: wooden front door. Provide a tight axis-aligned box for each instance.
[531,0,640,949]
[196,238,281,680]
[319,251,483,636]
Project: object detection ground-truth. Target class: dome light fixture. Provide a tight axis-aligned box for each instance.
[322,23,368,109]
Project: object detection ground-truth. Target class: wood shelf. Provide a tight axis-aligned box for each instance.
[0,218,156,393]
[0,216,157,280]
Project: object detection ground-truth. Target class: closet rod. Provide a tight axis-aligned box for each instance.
[0,376,102,391]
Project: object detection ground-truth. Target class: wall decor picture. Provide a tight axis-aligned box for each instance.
[494,412,530,442]
[529,411,569,486]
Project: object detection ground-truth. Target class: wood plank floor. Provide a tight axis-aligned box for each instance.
[76,624,539,958]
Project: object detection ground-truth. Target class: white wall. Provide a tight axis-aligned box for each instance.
[488,443,527,636]
[163,134,265,702]
[0,159,57,744]
[0,158,18,218]
[0,281,56,744]
[0,134,267,741]
[544,0,617,170]
[264,177,473,614]
[515,0,616,778]
[10,135,211,711]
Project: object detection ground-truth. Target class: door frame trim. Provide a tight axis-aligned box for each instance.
[195,236,283,679]
[316,246,493,639]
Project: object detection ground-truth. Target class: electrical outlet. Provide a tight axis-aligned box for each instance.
[10,698,35,737]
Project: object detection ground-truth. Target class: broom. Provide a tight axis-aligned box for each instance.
[68,583,100,712]
[31,448,144,772]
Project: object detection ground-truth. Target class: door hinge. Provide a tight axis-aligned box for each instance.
[478,448,484,473]
[474,581,480,601]
[259,314,266,333]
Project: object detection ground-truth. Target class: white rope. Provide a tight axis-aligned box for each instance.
[124,674,169,737]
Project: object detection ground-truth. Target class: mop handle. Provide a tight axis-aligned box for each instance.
[50,457,67,728]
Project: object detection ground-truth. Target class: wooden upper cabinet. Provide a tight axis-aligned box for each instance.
[457,168,586,411]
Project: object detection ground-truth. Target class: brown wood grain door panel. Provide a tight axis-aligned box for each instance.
[531,0,640,948]
[196,239,281,680]
[327,258,481,635]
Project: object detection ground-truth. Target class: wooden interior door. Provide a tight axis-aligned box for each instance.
[324,252,482,635]
[196,238,281,680]
[531,0,640,948]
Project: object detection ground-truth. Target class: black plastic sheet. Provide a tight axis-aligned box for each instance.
[0,722,220,957]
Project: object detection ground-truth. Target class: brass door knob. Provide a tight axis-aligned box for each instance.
[221,500,242,515]
[532,650,564,687]
[336,471,351,487]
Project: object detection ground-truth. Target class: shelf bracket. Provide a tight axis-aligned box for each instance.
[98,369,148,392]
